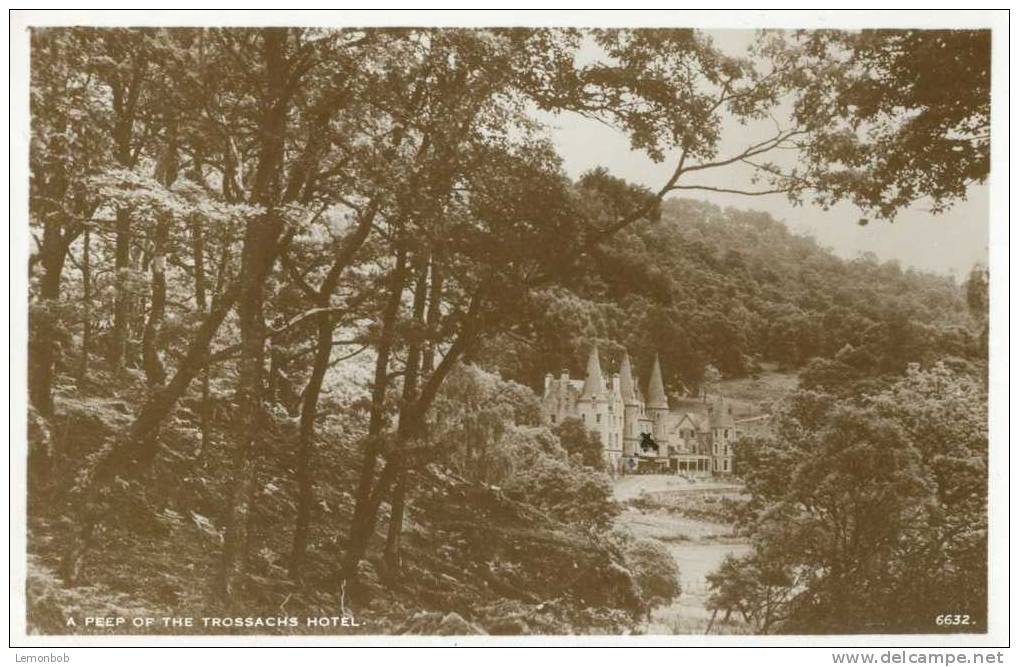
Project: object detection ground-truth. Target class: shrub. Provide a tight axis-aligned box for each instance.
[554,417,605,470]
[503,456,619,530]
[622,537,682,612]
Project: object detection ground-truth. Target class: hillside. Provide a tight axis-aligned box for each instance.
[26,366,659,636]
[485,198,980,394]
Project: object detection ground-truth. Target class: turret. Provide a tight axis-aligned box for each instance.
[619,350,642,458]
[577,345,614,466]
[580,345,605,400]
[647,354,669,410]
[619,351,639,406]
[646,353,670,446]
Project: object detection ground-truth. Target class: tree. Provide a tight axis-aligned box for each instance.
[431,364,543,486]
[720,362,987,633]
[216,27,369,600]
[762,29,990,219]
[29,29,106,416]
[555,417,605,470]
[77,28,158,371]
[503,456,620,531]
[964,263,989,356]
[707,553,793,633]
[621,537,682,616]
[867,362,988,627]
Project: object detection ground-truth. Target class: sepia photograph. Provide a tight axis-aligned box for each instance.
[9,9,1009,651]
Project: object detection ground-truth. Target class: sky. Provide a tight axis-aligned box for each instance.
[533,30,989,280]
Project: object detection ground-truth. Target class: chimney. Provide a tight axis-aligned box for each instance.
[544,372,554,393]
[611,373,621,395]
[560,368,569,383]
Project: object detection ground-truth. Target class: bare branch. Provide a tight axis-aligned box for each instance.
[666,185,792,197]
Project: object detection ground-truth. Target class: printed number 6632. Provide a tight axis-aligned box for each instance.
[935,614,971,626]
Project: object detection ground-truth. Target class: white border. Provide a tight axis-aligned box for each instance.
[7,8,1011,649]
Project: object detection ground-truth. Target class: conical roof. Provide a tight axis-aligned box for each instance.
[646,354,669,409]
[580,346,605,399]
[619,350,638,405]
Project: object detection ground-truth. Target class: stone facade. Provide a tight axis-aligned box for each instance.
[541,346,764,475]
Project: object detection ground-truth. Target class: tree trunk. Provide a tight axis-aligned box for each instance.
[420,258,443,375]
[383,467,408,571]
[343,249,408,580]
[217,28,289,603]
[106,54,145,370]
[287,214,376,581]
[108,208,132,369]
[191,215,212,452]
[384,256,445,552]
[29,230,69,418]
[216,233,282,600]
[131,283,241,456]
[343,289,479,583]
[289,311,334,580]
[142,114,178,388]
[384,256,431,572]
[78,227,92,381]
[141,219,169,386]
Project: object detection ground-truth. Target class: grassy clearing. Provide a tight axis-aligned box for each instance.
[715,366,800,416]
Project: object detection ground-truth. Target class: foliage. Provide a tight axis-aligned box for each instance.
[713,363,987,633]
[706,553,793,633]
[554,417,606,470]
[486,198,979,391]
[620,537,682,613]
[431,363,546,485]
[763,29,989,219]
[503,456,620,531]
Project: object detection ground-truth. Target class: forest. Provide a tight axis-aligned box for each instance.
[486,196,983,391]
[25,27,989,635]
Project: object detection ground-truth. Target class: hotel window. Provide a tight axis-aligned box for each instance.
[596,414,601,424]
[551,414,556,423]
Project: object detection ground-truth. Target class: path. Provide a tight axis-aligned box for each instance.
[613,474,751,634]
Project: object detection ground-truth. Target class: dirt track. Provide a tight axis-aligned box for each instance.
[613,474,751,634]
